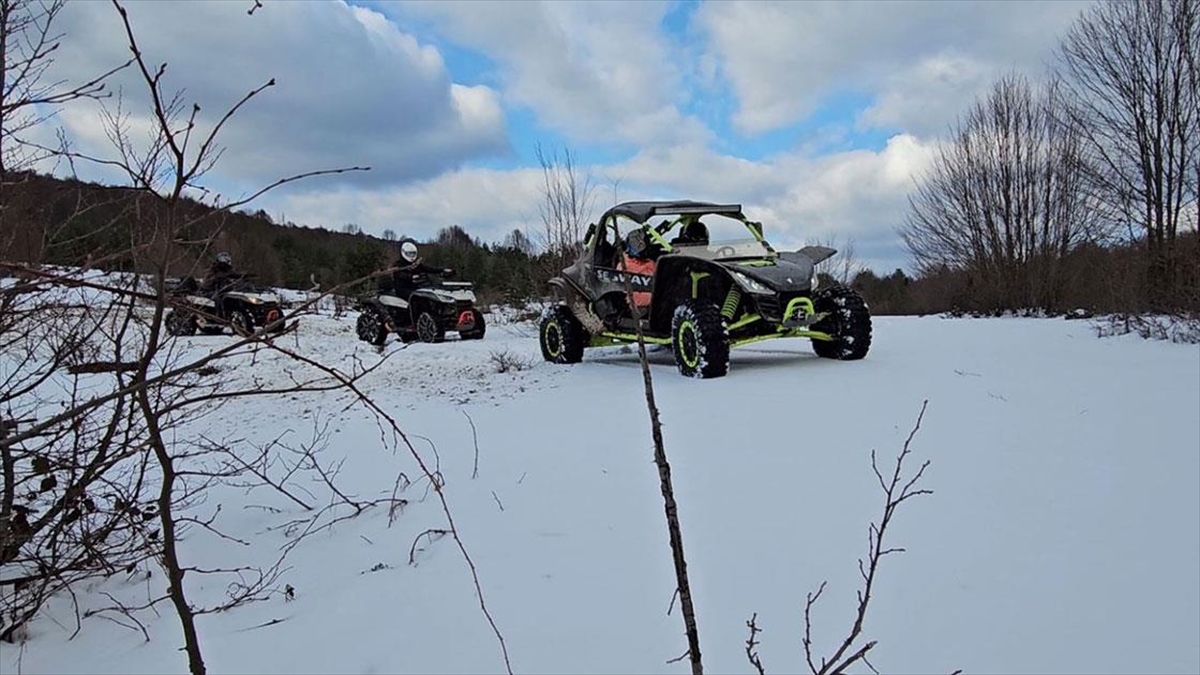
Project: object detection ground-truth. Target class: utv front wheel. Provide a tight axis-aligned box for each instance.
[356,310,387,346]
[671,301,729,379]
[539,305,585,364]
[810,285,872,360]
[415,311,444,343]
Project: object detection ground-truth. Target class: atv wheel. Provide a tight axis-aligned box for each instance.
[230,309,254,337]
[265,310,287,334]
[459,309,486,340]
[415,311,444,343]
[356,310,387,346]
[810,285,872,360]
[539,305,585,364]
[671,301,730,379]
[165,310,197,337]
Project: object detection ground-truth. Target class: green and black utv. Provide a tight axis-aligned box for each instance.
[538,200,872,378]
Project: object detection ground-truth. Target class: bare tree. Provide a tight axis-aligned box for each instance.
[2,4,511,675]
[902,74,1103,311]
[0,0,129,178]
[536,143,595,270]
[1057,0,1199,310]
[501,227,533,255]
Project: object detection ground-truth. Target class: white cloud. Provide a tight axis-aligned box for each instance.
[42,1,509,193]
[272,167,548,247]
[856,52,994,137]
[696,0,1091,136]
[271,133,939,274]
[388,0,710,148]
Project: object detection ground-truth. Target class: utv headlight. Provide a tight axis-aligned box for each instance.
[730,270,773,294]
[811,271,820,290]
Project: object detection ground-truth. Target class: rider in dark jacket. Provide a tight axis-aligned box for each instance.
[383,239,453,297]
[200,252,237,295]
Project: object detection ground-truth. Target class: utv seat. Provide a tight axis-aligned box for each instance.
[670,221,710,247]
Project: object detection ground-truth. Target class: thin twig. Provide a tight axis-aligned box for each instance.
[463,409,480,479]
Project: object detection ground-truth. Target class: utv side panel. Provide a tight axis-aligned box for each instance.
[649,255,735,334]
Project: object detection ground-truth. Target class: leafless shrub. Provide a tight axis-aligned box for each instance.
[489,348,534,374]
[1092,313,1200,344]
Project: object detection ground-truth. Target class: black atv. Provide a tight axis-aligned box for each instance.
[165,274,287,337]
[539,200,872,378]
[355,270,485,345]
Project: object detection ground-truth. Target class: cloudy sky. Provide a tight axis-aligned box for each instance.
[40,0,1095,274]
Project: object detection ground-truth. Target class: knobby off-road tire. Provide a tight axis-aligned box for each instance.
[671,301,730,379]
[230,309,254,337]
[415,310,444,343]
[811,285,872,360]
[459,309,486,340]
[539,305,586,364]
[165,310,196,337]
[356,310,387,346]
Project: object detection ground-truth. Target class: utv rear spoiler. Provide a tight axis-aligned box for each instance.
[779,245,837,265]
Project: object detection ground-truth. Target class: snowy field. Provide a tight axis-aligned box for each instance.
[4,309,1198,675]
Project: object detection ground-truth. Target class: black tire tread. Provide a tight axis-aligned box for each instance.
[356,310,387,346]
[811,285,872,360]
[540,305,586,364]
[671,301,730,379]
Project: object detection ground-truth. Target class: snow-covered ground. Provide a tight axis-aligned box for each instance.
[4,310,1198,674]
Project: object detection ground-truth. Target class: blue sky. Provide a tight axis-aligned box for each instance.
[43,0,1095,274]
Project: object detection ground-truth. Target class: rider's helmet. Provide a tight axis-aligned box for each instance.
[214,251,233,270]
[398,239,419,264]
[677,220,709,246]
[624,229,650,259]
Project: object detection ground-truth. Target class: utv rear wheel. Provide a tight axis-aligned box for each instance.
[459,309,486,340]
[415,311,444,343]
[356,310,387,346]
[671,301,729,379]
[540,305,585,364]
[810,285,872,360]
[165,310,196,337]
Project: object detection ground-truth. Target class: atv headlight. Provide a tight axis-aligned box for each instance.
[730,270,773,294]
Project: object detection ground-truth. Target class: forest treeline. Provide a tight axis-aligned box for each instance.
[1,169,1195,315]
